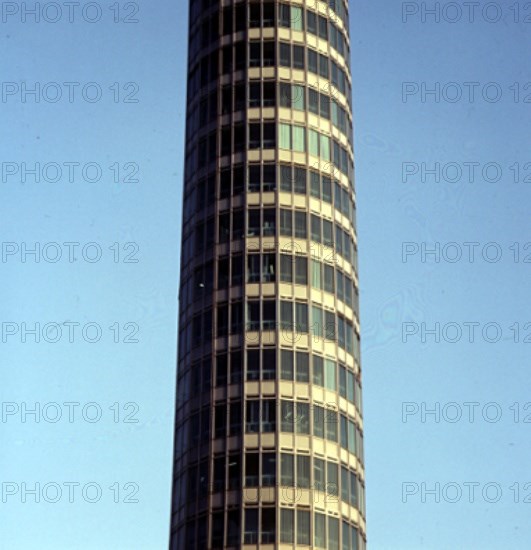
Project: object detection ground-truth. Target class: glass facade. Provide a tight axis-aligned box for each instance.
[171,0,365,548]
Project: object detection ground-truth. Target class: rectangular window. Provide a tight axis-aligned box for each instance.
[292,125,306,152]
[246,400,260,432]
[309,129,319,157]
[294,166,306,193]
[320,93,330,119]
[296,351,309,382]
[322,176,332,202]
[342,522,351,550]
[327,461,338,498]
[325,409,338,442]
[311,259,322,289]
[319,53,329,78]
[262,253,275,282]
[247,349,260,381]
[295,302,308,333]
[292,84,305,110]
[297,510,310,545]
[295,256,307,285]
[313,355,324,386]
[245,453,259,486]
[307,10,317,34]
[280,509,294,543]
[262,452,276,486]
[294,211,307,238]
[314,457,325,492]
[347,370,355,403]
[262,399,276,432]
[249,42,261,67]
[297,454,310,487]
[280,300,293,330]
[339,365,347,398]
[279,42,291,67]
[280,163,292,192]
[325,359,336,391]
[263,163,276,190]
[340,414,348,449]
[281,349,294,380]
[318,15,328,39]
[279,3,290,27]
[279,82,291,108]
[281,400,294,433]
[280,209,293,237]
[281,452,294,484]
[328,517,340,550]
[263,41,275,66]
[262,348,276,380]
[309,88,319,115]
[248,164,261,192]
[321,134,330,160]
[314,512,326,548]
[311,215,321,243]
[313,404,324,437]
[341,466,349,503]
[324,264,335,293]
[292,6,304,31]
[293,45,305,69]
[247,255,261,283]
[247,300,260,331]
[310,170,320,198]
[244,509,258,544]
[280,254,293,283]
[296,402,309,434]
[279,123,291,150]
[308,48,318,73]
[261,508,275,544]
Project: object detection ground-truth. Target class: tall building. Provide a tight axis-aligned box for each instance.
[171,1,365,548]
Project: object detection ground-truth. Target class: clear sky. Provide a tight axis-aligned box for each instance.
[0,1,529,549]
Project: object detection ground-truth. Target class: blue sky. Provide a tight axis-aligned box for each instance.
[1,1,529,548]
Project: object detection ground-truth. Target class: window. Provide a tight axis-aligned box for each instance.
[247,255,261,283]
[296,402,310,434]
[280,164,292,192]
[262,299,276,329]
[261,508,275,543]
[293,125,306,152]
[313,355,324,386]
[340,414,348,449]
[228,454,241,489]
[249,42,261,67]
[339,365,347,398]
[263,164,276,190]
[328,517,340,550]
[314,458,325,492]
[245,453,259,487]
[319,53,329,78]
[309,129,319,157]
[325,409,338,442]
[280,42,291,66]
[341,466,350,502]
[296,351,309,382]
[308,48,318,73]
[280,508,294,543]
[307,11,317,34]
[280,254,293,283]
[280,209,293,237]
[325,359,337,391]
[262,348,276,379]
[313,404,324,438]
[229,401,241,435]
[342,521,351,550]
[292,6,304,30]
[310,171,320,198]
[249,123,261,149]
[297,455,310,488]
[292,84,305,110]
[281,349,294,380]
[279,3,290,27]
[279,123,291,150]
[247,349,260,380]
[309,88,319,115]
[263,42,275,66]
[294,211,307,238]
[297,510,310,545]
[263,122,276,148]
[311,215,321,243]
[247,301,260,331]
[262,453,276,486]
[281,452,294,485]
[246,400,260,432]
[295,256,307,285]
[248,165,261,192]
[294,166,306,193]
[262,399,276,432]
[281,401,294,433]
[244,509,258,544]
[311,260,322,290]
[295,302,308,332]
[327,461,338,498]
[293,45,305,69]
[318,15,328,39]
[324,264,335,293]
[314,512,326,548]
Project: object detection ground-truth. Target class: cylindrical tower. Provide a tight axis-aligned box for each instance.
[171,1,366,548]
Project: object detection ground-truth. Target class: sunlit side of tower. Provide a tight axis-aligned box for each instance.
[171,1,366,548]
